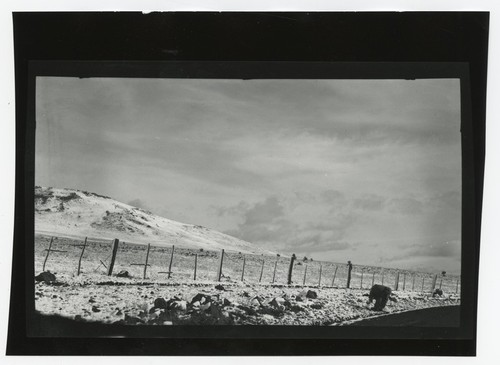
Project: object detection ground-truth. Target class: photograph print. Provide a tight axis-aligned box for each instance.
[33,75,462,328]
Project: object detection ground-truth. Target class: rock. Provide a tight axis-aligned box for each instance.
[154,297,168,310]
[269,297,284,307]
[290,304,306,313]
[170,300,188,311]
[222,298,232,307]
[237,305,257,315]
[433,288,443,297]
[215,284,225,291]
[91,305,100,313]
[88,297,96,303]
[242,291,250,297]
[190,293,212,305]
[200,302,211,311]
[124,314,142,324]
[250,296,263,307]
[116,270,130,278]
[306,290,318,299]
[310,303,323,309]
[269,297,291,309]
[35,271,56,283]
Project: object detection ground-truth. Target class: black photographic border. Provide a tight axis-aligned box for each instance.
[8,12,488,356]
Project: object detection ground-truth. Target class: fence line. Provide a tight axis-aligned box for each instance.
[34,234,461,294]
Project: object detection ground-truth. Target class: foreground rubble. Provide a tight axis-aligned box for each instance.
[34,274,460,326]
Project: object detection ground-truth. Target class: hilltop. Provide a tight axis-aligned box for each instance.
[34,186,274,255]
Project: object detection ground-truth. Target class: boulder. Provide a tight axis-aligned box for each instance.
[190,293,212,305]
[35,271,56,283]
[250,295,264,307]
[310,303,323,309]
[433,288,443,297]
[170,300,188,311]
[153,297,168,310]
[305,290,318,299]
[116,270,130,278]
[269,297,291,309]
[124,314,143,325]
[290,304,306,313]
[215,284,225,291]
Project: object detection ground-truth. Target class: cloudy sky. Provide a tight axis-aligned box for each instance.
[35,77,462,273]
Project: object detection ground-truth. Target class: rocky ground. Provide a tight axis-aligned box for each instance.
[35,272,460,326]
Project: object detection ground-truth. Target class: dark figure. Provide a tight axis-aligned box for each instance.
[368,284,392,311]
[433,288,443,297]
[346,260,353,288]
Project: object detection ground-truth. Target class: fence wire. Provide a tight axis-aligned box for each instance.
[34,234,461,294]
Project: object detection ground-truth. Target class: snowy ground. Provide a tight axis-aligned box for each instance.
[35,274,460,326]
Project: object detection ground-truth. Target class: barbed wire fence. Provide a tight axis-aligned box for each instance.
[34,234,461,294]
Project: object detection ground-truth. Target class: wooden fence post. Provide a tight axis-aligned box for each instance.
[194,254,197,281]
[381,270,385,285]
[371,272,375,287]
[412,275,415,291]
[431,274,438,292]
[272,259,278,283]
[360,269,364,289]
[421,276,425,292]
[331,266,338,286]
[346,261,353,288]
[77,237,88,276]
[107,239,119,276]
[403,273,406,291]
[455,276,460,294]
[216,249,224,281]
[439,276,443,289]
[287,254,296,285]
[303,265,308,286]
[259,260,265,282]
[167,245,175,279]
[241,256,246,281]
[394,272,400,291]
[318,264,322,287]
[42,236,54,271]
[143,243,151,279]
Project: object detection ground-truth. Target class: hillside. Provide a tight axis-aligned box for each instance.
[34,186,274,255]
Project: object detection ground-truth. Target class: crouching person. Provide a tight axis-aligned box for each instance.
[367,284,394,311]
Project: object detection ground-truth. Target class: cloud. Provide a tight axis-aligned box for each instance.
[380,240,461,264]
[430,190,461,211]
[388,197,424,215]
[320,189,346,206]
[212,201,251,217]
[222,194,357,256]
[243,196,285,225]
[352,194,385,211]
[224,196,290,243]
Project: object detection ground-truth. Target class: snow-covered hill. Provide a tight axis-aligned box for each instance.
[35,186,274,255]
